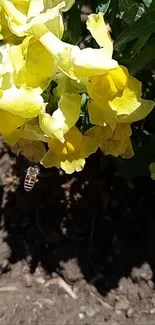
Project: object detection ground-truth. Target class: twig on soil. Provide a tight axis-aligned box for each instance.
[0,286,19,292]
[90,291,113,310]
[45,277,78,300]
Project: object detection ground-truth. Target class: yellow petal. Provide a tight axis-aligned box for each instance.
[80,135,98,158]
[0,86,44,118]
[39,94,81,142]
[117,99,154,123]
[6,2,65,38]
[41,149,61,168]
[112,123,132,140]
[21,118,49,142]
[58,93,81,130]
[33,29,118,79]
[121,139,134,159]
[0,110,25,135]
[3,127,23,146]
[87,13,113,57]
[39,110,66,143]
[53,74,86,99]
[109,75,142,116]
[60,158,85,174]
[27,0,44,19]
[12,138,46,162]
[18,38,56,90]
[109,65,129,91]
[87,74,118,100]
[88,98,116,130]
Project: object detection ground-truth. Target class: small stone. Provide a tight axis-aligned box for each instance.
[34,276,45,285]
[23,274,33,287]
[150,308,155,314]
[79,313,84,320]
[25,295,31,301]
[115,298,129,310]
[126,308,134,318]
[113,310,123,322]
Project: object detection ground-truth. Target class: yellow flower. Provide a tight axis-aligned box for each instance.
[31,13,118,80]
[53,73,86,100]
[6,118,48,162]
[0,0,65,38]
[39,93,81,142]
[4,118,49,146]
[87,65,154,129]
[0,42,48,137]
[41,126,98,173]
[86,123,134,158]
[17,37,56,91]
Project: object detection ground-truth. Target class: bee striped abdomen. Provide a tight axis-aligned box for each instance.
[24,175,36,192]
[24,165,40,192]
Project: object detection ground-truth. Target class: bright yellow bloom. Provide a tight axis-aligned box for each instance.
[41,126,98,173]
[0,43,46,135]
[31,13,118,80]
[86,123,134,158]
[87,65,154,130]
[6,118,48,162]
[4,118,49,146]
[39,93,81,142]
[0,0,65,38]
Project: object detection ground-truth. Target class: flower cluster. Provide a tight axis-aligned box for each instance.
[0,0,154,174]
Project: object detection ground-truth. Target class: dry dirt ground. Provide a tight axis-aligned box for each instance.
[0,139,155,325]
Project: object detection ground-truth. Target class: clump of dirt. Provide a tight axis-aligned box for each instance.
[0,138,155,325]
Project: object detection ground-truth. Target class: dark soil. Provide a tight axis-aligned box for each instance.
[0,138,155,325]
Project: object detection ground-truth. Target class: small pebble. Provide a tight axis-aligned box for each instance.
[23,274,33,287]
[115,298,129,310]
[79,313,84,320]
[150,308,155,314]
[34,276,45,285]
[25,295,31,301]
[126,308,134,318]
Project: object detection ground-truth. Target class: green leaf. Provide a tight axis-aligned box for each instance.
[62,4,83,45]
[114,9,155,49]
[119,0,145,25]
[142,0,153,8]
[96,0,112,14]
[131,33,151,57]
[129,37,155,75]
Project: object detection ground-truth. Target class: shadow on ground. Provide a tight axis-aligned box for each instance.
[1,149,155,297]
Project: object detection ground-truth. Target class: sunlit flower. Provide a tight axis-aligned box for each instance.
[0,0,67,39]
[86,123,134,158]
[39,93,82,142]
[0,43,46,136]
[31,13,118,80]
[41,126,98,173]
[87,65,154,130]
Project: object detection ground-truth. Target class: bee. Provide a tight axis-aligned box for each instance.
[24,164,40,192]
